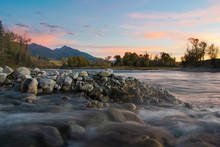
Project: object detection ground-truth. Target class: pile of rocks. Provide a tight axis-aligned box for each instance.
[0,66,182,105]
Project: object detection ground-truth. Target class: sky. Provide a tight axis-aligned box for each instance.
[1,0,220,59]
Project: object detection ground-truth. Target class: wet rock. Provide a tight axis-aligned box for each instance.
[77,77,83,81]
[40,126,64,147]
[86,100,103,109]
[23,94,37,103]
[3,66,13,74]
[33,67,40,72]
[64,76,73,86]
[0,73,7,84]
[0,125,64,147]
[54,84,62,91]
[99,69,113,77]
[21,78,38,94]
[72,72,79,80]
[79,82,94,93]
[38,70,47,78]
[67,121,86,139]
[107,108,145,124]
[63,96,71,101]
[0,67,3,72]
[15,67,31,76]
[38,78,56,93]
[85,121,175,147]
[79,71,88,77]
[122,103,137,111]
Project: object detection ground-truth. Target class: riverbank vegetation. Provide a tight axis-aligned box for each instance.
[0,21,57,68]
[182,37,219,68]
[0,20,219,69]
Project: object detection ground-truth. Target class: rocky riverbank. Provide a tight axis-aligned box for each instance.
[1,66,219,147]
[0,66,184,106]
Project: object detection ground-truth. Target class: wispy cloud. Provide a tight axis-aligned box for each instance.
[16,23,29,28]
[40,22,63,30]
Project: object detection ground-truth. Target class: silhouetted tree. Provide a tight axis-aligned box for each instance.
[114,55,122,66]
[207,44,219,67]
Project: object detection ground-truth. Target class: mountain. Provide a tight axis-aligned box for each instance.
[28,43,59,59]
[54,46,96,61]
[28,43,96,61]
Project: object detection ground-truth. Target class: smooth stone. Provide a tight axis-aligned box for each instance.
[23,94,37,103]
[99,69,113,77]
[33,67,40,72]
[107,108,145,124]
[0,73,7,84]
[79,71,88,77]
[64,76,73,86]
[3,66,13,74]
[68,121,86,139]
[15,67,31,76]
[0,67,3,72]
[72,72,79,80]
[122,103,137,111]
[38,78,56,93]
[21,78,38,95]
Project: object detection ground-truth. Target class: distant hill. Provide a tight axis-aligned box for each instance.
[28,43,96,61]
[28,43,58,59]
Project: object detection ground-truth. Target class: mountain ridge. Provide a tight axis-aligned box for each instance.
[28,43,96,61]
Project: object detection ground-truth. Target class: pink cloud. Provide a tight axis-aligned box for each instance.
[10,25,77,48]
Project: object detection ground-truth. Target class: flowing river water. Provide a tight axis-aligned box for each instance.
[1,69,220,146]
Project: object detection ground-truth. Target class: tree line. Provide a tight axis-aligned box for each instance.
[182,38,219,67]
[113,52,176,67]
[0,21,57,68]
[62,37,220,68]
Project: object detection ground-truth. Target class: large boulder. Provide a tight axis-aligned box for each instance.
[39,78,56,93]
[3,66,13,74]
[0,73,7,84]
[85,121,175,147]
[15,67,31,76]
[0,125,64,147]
[21,78,38,94]
[107,108,145,124]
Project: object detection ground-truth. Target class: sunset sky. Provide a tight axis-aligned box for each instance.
[1,0,220,59]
